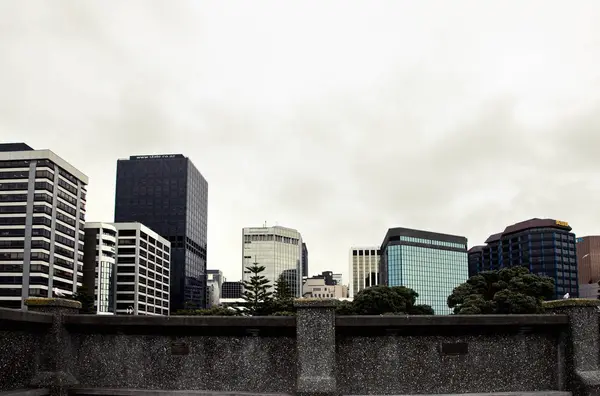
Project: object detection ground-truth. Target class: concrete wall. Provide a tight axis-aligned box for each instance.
[65,316,296,393]
[0,309,52,391]
[336,316,565,395]
[2,299,600,396]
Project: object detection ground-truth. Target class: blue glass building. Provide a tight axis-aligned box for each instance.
[468,218,578,299]
[380,228,468,315]
[114,154,208,310]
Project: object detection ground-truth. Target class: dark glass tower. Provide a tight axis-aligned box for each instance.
[468,218,578,300]
[114,154,208,310]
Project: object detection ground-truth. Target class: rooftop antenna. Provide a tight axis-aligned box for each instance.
[263,220,267,227]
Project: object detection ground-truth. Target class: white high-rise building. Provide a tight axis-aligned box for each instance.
[0,143,88,309]
[113,223,171,316]
[349,246,380,297]
[83,222,117,314]
[83,222,171,316]
[242,225,303,297]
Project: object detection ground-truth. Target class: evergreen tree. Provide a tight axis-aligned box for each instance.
[72,285,95,314]
[447,266,555,314]
[274,275,293,301]
[241,261,273,315]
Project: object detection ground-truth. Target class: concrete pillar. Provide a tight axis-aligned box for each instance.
[294,299,337,396]
[545,298,600,396]
[25,297,81,396]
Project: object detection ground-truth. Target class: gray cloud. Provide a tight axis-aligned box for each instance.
[2,1,600,282]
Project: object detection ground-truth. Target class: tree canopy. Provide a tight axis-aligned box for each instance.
[273,275,293,301]
[337,285,434,315]
[174,306,239,316]
[447,266,555,314]
[71,285,95,314]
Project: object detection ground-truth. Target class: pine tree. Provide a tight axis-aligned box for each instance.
[274,275,293,301]
[241,261,273,315]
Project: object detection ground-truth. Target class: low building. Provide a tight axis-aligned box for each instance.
[207,269,224,307]
[333,273,343,285]
[220,281,243,306]
[303,271,348,298]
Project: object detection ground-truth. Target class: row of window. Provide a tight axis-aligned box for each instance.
[399,236,466,250]
[243,234,301,245]
[115,267,169,284]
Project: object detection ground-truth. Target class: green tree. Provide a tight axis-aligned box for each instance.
[335,300,357,315]
[447,266,555,314]
[241,261,273,316]
[72,285,95,314]
[350,285,434,315]
[174,306,239,316]
[274,275,293,301]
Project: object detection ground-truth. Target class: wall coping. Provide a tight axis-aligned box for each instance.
[336,314,569,327]
[24,297,82,309]
[64,314,296,327]
[0,389,50,396]
[543,298,600,309]
[294,298,337,308]
[70,389,291,396]
[0,307,53,324]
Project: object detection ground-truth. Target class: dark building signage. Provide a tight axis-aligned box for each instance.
[130,154,183,160]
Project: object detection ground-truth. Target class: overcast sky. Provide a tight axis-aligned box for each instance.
[2,1,600,283]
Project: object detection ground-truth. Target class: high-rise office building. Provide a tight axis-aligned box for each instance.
[301,242,308,279]
[575,236,600,298]
[242,225,303,297]
[114,154,208,311]
[380,228,468,315]
[207,269,224,307]
[83,222,171,315]
[469,218,578,299]
[83,222,117,314]
[349,246,380,297]
[0,143,88,309]
[576,236,600,284]
[113,222,171,316]
[221,281,242,299]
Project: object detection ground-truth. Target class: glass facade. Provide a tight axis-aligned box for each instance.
[386,244,467,315]
[97,260,114,313]
[114,154,208,310]
[468,219,578,299]
[380,228,468,315]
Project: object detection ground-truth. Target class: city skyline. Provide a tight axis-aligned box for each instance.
[3,2,600,284]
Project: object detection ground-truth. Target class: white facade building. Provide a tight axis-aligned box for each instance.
[207,269,224,308]
[349,246,380,297]
[242,225,303,297]
[0,143,88,309]
[113,223,171,316]
[333,273,343,286]
[83,222,117,314]
[303,277,348,298]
